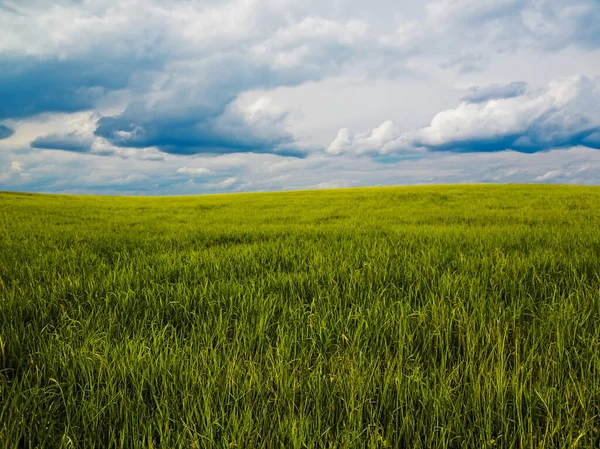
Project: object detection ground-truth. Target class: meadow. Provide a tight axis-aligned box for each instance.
[1,185,599,448]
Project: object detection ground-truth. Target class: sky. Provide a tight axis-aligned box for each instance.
[1,0,600,195]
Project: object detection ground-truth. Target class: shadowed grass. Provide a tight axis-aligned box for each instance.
[1,185,599,448]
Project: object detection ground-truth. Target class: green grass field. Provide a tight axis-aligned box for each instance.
[1,185,600,448]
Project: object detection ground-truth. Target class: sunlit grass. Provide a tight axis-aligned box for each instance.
[1,185,599,448]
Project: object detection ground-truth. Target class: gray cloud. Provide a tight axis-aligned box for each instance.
[440,53,489,74]
[94,94,312,157]
[462,81,528,103]
[0,56,153,120]
[0,124,14,139]
[31,132,94,153]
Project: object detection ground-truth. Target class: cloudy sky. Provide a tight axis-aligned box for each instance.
[1,0,599,194]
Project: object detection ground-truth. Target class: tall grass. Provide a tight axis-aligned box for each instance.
[1,185,599,448]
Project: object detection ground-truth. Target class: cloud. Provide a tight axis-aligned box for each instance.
[0,0,394,158]
[0,124,14,139]
[314,179,355,189]
[415,75,600,153]
[28,118,123,157]
[462,81,528,103]
[10,161,24,173]
[426,0,526,24]
[3,143,599,195]
[0,56,136,120]
[326,121,421,156]
[95,95,310,157]
[535,169,562,181]
[379,0,600,76]
[2,0,600,193]
[31,131,94,153]
[215,177,238,188]
[177,167,213,176]
[329,75,600,156]
[424,0,600,52]
[519,0,600,51]
[440,53,489,74]
[251,16,370,71]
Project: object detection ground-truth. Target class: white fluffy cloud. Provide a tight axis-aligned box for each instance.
[326,121,420,156]
[327,75,600,156]
[416,74,600,151]
[177,167,213,176]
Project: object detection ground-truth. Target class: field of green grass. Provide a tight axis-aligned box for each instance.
[1,185,600,448]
